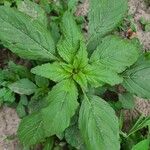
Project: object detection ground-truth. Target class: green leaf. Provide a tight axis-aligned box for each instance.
[0,88,15,103]
[35,75,49,88]
[8,61,31,79]
[20,95,28,106]
[16,95,28,118]
[16,102,26,118]
[131,139,150,150]
[88,0,127,50]
[123,59,150,99]
[57,11,82,63]
[145,24,150,32]
[39,0,51,13]
[43,137,54,150]
[8,78,37,95]
[17,0,48,26]
[84,64,123,87]
[65,125,85,150]
[73,41,89,69]
[50,21,60,44]
[67,0,78,12]
[79,95,120,150]
[31,62,71,82]
[0,6,56,61]
[73,71,87,90]
[90,36,139,73]
[119,93,135,109]
[28,90,48,113]
[41,79,79,136]
[18,112,45,146]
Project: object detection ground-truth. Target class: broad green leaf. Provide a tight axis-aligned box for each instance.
[79,95,120,150]
[43,137,54,150]
[18,112,45,146]
[0,6,56,61]
[31,62,71,82]
[17,0,47,25]
[88,0,127,50]
[90,36,139,73]
[57,11,82,63]
[41,79,79,136]
[119,93,135,109]
[131,139,150,150]
[84,64,123,87]
[65,125,85,150]
[8,78,37,95]
[123,59,150,99]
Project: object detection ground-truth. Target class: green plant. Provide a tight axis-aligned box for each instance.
[0,0,150,149]
[140,17,150,32]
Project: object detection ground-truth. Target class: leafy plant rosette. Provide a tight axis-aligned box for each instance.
[0,0,150,149]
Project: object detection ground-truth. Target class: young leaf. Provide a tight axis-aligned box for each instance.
[123,59,150,99]
[84,64,123,87]
[0,6,56,61]
[73,41,89,69]
[17,0,48,26]
[73,71,88,90]
[88,0,127,50]
[31,62,71,82]
[41,79,79,136]
[57,11,82,63]
[90,36,139,73]
[8,78,37,95]
[79,95,120,150]
[18,112,45,146]
[131,139,150,150]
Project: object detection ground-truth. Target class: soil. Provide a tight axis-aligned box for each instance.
[0,0,150,149]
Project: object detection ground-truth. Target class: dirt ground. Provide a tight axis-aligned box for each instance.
[0,0,150,149]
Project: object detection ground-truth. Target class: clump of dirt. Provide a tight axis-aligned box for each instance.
[75,0,89,16]
[128,0,150,50]
[0,106,21,150]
